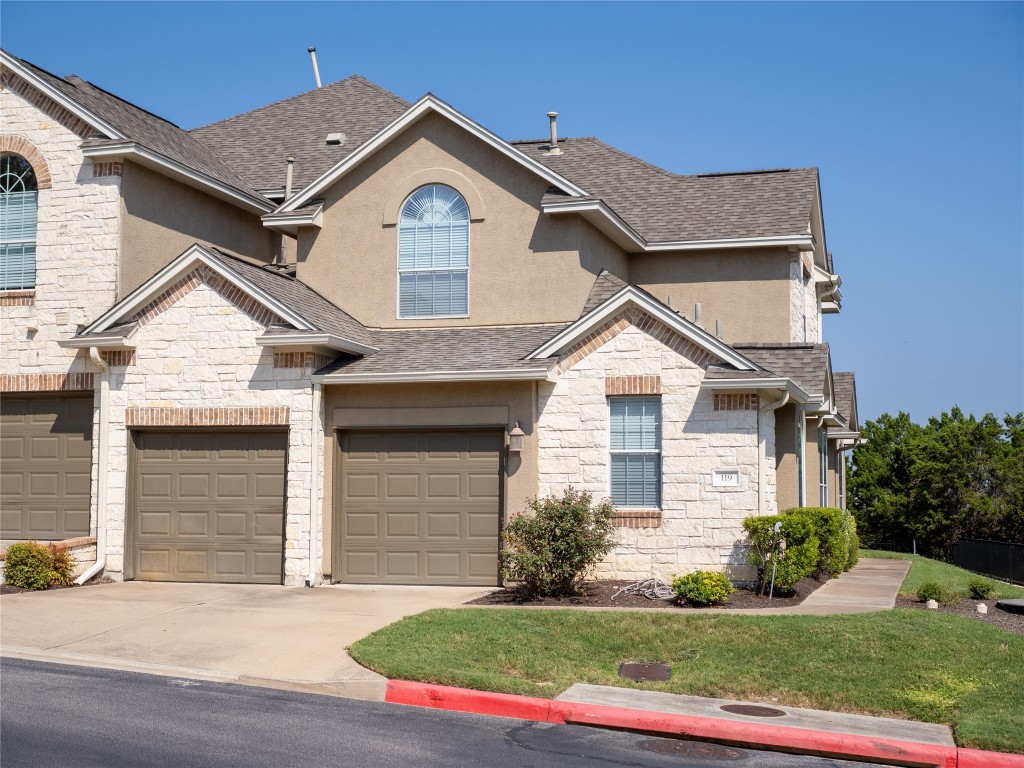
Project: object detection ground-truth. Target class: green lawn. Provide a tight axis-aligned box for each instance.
[351,608,1024,754]
[861,550,1024,599]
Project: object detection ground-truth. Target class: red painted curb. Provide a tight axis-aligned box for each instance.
[386,680,1015,768]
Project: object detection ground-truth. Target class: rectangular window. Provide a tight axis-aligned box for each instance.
[398,218,468,317]
[0,190,37,290]
[609,396,661,508]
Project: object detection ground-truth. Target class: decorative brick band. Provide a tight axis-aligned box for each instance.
[133,265,285,330]
[1,69,92,139]
[713,393,760,411]
[558,307,714,374]
[273,352,333,370]
[612,509,662,529]
[0,290,35,306]
[605,375,661,396]
[0,372,94,392]
[0,133,53,189]
[0,536,97,561]
[91,161,122,178]
[125,406,290,427]
[102,350,135,367]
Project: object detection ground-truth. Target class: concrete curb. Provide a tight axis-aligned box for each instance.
[385,680,1023,768]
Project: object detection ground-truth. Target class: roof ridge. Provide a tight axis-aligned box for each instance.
[349,74,410,108]
[66,74,182,129]
[584,137,679,180]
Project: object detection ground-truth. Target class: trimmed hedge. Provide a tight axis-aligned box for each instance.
[4,541,75,590]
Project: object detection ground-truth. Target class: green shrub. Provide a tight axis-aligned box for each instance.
[4,541,74,590]
[846,515,860,571]
[501,487,616,598]
[916,581,961,605]
[782,507,850,579]
[743,514,819,593]
[967,577,995,600]
[672,570,735,606]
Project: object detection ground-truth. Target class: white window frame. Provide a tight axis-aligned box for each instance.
[395,184,470,320]
[608,396,662,509]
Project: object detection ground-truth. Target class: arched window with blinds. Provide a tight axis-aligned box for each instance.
[397,184,469,318]
[0,154,38,290]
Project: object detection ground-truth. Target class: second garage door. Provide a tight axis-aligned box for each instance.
[337,430,502,585]
[130,431,286,584]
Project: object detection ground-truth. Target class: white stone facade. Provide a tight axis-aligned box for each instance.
[789,254,820,343]
[537,323,773,581]
[103,279,318,585]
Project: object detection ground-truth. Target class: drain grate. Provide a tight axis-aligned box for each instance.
[720,704,787,718]
[618,662,671,682]
[639,739,745,759]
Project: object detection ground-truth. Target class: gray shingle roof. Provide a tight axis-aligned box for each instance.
[6,53,267,202]
[704,366,783,381]
[190,76,409,192]
[832,371,857,429]
[581,270,629,316]
[318,324,567,377]
[518,137,819,244]
[732,343,831,396]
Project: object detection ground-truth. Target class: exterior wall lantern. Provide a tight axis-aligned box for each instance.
[508,422,525,453]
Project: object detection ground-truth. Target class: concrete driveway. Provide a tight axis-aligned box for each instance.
[0,581,493,700]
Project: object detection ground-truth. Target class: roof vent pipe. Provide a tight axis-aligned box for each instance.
[546,111,562,155]
[308,47,322,88]
[716,320,724,339]
[285,156,295,200]
[694,303,703,328]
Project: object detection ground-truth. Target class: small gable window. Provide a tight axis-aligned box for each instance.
[398,184,469,318]
[0,154,38,290]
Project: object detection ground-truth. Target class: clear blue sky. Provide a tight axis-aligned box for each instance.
[3,2,1021,424]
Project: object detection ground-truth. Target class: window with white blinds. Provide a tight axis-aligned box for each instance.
[1,154,38,291]
[609,396,662,508]
[398,184,469,317]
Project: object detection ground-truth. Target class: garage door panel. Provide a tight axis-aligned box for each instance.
[131,431,285,584]
[338,430,501,585]
[30,437,59,460]
[64,472,91,497]
[28,510,57,536]
[29,472,58,497]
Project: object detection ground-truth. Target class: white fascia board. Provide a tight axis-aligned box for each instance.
[1,51,126,139]
[256,331,377,357]
[644,234,815,252]
[82,143,273,214]
[277,95,588,214]
[700,377,811,403]
[82,244,315,335]
[542,199,646,251]
[58,333,136,350]
[316,367,552,384]
[261,203,324,235]
[527,286,755,370]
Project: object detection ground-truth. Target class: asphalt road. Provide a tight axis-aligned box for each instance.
[1,658,890,768]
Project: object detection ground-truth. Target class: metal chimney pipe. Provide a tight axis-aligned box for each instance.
[546,111,562,155]
[308,47,322,88]
[285,156,295,200]
[694,303,703,327]
[716,320,724,339]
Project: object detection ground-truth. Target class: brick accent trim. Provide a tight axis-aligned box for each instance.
[125,406,290,427]
[713,393,760,411]
[133,265,285,330]
[605,375,661,396]
[91,161,122,178]
[558,307,715,374]
[0,372,94,392]
[0,290,35,306]
[0,536,97,561]
[273,352,333,370]
[102,350,135,367]
[0,134,53,189]
[1,70,94,139]
[612,509,662,529]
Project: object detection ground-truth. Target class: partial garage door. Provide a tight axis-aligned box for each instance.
[131,431,286,583]
[1,394,92,540]
[337,430,502,585]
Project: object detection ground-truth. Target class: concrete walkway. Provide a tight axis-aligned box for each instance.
[0,581,491,700]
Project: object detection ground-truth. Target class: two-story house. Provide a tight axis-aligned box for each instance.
[1,49,859,587]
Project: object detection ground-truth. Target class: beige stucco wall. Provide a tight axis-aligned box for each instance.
[321,381,537,579]
[296,112,622,328]
[119,161,279,296]
[630,249,791,344]
[775,404,800,511]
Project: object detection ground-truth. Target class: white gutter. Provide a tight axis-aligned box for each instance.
[305,381,323,587]
[797,403,807,507]
[758,391,789,516]
[76,348,108,584]
[314,367,553,384]
[255,331,378,357]
[700,376,810,403]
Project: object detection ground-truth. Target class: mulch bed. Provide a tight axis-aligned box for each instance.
[896,596,1024,636]
[0,576,114,596]
[467,577,823,610]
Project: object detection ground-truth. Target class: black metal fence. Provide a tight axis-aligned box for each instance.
[952,538,1024,585]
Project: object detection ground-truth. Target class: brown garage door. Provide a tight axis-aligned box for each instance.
[1,394,92,540]
[337,430,502,585]
[130,431,286,583]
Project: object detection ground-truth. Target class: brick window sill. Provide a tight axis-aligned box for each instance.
[612,509,662,529]
[0,290,35,306]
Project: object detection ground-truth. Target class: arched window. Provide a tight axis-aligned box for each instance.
[0,154,38,290]
[398,184,469,317]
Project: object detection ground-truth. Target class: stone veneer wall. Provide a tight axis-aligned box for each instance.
[537,324,774,581]
[789,254,820,343]
[1,81,123,540]
[104,280,319,585]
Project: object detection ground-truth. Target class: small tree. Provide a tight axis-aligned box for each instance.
[501,487,616,598]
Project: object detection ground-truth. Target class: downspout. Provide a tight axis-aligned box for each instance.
[305,380,323,587]
[757,391,789,516]
[796,404,807,507]
[75,348,108,584]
